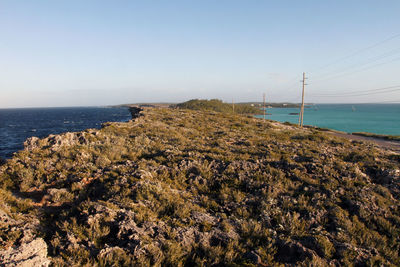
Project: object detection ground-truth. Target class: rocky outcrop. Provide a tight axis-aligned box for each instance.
[0,238,50,267]
[129,107,143,119]
[23,131,95,152]
[276,240,320,264]
[0,210,50,267]
[22,107,143,153]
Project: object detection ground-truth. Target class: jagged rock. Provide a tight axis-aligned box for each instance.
[129,107,143,119]
[176,227,198,247]
[0,208,50,267]
[0,238,50,267]
[192,211,218,225]
[24,132,91,152]
[23,136,40,150]
[275,240,319,263]
[209,228,239,247]
[47,188,72,203]
[98,245,125,259]
[47,132,88,149]
[0,209,15,225]
[188,175,206,185]
[333,241,380,265]
[66,233,80,250]
[243,251,261,264]
[85,203,118,225]
[116,210,141,241]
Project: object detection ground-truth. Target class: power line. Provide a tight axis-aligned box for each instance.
[308,32,400,73]
[308,85,400,96]
[310,47,400,81]
[310,88,400,97]
[375,99,400,103]
[349,99,400,104]
[311,57,400,83]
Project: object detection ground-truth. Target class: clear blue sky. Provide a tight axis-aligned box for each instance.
[1,0,400,107]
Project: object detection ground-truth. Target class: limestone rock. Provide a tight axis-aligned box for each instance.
[23,136,40,150]
[275,240,320,264]
[0,238,50,267]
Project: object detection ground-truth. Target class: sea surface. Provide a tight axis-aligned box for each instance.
[255,104,400,136]
[0,107,131,159]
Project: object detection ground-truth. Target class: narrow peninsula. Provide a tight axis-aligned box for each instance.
[0,104,399,266]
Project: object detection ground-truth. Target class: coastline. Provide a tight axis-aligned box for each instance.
[0,107,399,265]
[0,106,132,160]
[2,104,399,163]
[257,103,400,136]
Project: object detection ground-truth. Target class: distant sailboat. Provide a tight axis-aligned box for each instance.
[352,105,356,112]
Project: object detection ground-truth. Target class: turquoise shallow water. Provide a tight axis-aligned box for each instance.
[255,104,400,135]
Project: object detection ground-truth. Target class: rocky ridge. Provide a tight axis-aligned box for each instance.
[0,201,50,266]
[0,107,399,266]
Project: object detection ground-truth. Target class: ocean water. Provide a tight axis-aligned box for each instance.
[1,104,399,159]
[256,104,400,135]
[0,107,131,159]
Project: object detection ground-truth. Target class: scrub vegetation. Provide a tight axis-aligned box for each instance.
[175,99,262,115]
[0,106,399,266]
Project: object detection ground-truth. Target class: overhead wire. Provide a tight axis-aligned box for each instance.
[352,99,400,104]
[308,32,400,74]
[309,88,400,97]
[311,57,400,83]
[268,33,400,104]
[310,47,400,82]
[308,85,400,96]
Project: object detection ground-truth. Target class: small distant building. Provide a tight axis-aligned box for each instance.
[251,104,254,106]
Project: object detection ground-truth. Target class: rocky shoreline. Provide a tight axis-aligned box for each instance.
[0,107,399,266]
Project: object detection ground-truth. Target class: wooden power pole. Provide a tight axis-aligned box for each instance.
[298,72,307,127]
[263,93,266,120]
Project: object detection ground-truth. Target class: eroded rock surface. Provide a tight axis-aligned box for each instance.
[0,210,50,267]
[0,238,50,267]
[0,107,399,266]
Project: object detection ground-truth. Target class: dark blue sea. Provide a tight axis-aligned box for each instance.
[0,107,131,159]
[255,104,400,135]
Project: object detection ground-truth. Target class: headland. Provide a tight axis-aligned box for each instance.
[0,105,399,266]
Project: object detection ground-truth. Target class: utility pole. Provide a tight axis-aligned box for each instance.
[263,93,266,120]
[298,72,307,127]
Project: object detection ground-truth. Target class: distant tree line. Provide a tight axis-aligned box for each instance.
[175,99,263,115]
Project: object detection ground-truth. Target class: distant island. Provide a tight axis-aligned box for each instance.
[0,102,399,266]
